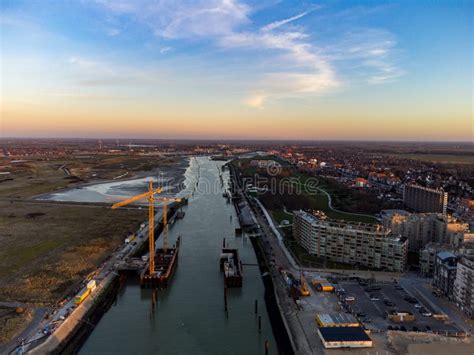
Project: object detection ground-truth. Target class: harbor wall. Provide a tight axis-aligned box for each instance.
[27,204,183,354]
[250,236,295,355]
[28,273,121,354]
[227,160,294,355]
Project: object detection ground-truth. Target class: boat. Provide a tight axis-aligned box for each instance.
[220,247,243,287]
[140,236,180,288]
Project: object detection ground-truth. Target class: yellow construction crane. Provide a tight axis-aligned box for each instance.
[112,180,162,275]
[111,180,182,276]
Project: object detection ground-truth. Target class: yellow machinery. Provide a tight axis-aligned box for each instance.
[312,279,335,292]
[74,288,91,305]
[112,180,182,276]
[300,273,310,296]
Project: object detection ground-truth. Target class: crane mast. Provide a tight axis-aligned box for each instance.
[111,180,181,276]
[112,180,162,276]
[148,181,155,273]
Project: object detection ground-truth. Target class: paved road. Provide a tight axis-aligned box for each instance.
[0,305,48,355]
[233,185,320,354]
[317,187,379,221]
[400,273,473,334]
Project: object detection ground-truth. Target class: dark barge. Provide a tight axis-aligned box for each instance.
[140,237,180,288]
[220,247,243,287]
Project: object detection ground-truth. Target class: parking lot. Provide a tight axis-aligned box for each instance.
[336,280,461,334]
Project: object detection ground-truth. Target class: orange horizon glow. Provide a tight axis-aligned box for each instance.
[1,1,472,142]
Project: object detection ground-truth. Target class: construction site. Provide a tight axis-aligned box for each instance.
[0,151,188,352]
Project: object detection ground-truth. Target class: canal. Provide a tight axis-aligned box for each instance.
[77,157,277,354]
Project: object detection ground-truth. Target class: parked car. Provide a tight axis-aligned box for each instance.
[414,303,423,309]
[370,296,380,301]
[421,311,432,317]
[345,296,355,302]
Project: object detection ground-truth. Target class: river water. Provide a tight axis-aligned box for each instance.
[56,156,277,354]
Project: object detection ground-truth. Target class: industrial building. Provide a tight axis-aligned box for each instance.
[453,255,474,318]
[315,313,359,327]
[317,327,372,349]
[403,184,448,214]
[293,211,408,272]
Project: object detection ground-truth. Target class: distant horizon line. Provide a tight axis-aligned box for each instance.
[0,136,472,144]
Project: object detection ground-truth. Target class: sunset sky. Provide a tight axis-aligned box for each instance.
[1,0,472,140]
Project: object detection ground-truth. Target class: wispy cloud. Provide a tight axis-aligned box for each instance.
[94,0,250,39]
[244,93,267,109]
[160,46,172,54]
[92,0,403,106]
[325,28,404,85]
[46,92,131,100]
[67,56,160,86]
[221,10,340,107]
[261,11,311,32]
[68,56,98,70]
[106,28,121,36]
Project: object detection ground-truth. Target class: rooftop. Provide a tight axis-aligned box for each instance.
[315,313,359,327]
[318,326,371,342]
[436,251,456,261]
[295,210,392,235]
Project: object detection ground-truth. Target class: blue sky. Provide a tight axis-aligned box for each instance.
[1,0,472,140]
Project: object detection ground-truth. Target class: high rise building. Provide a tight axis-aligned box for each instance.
[419,242,474,277]
[403,184,448,214]
[293,211,408,272]
[453,256,474,318]
[433,251,458,299]
[382,210,469,251]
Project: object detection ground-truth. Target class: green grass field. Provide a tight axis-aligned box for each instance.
[0,201,145,305]
[271,209,293,224]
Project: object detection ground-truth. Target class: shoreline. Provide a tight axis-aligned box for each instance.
[227,160,295,355]
[32,156,189,201]
[250,236,296,355]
